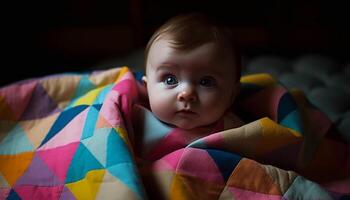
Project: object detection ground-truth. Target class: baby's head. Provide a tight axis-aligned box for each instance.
[143,13,241,130]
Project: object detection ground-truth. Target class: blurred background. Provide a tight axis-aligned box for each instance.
[2,0,349,86]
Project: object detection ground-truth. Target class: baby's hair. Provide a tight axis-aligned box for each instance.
[145,12,241,82]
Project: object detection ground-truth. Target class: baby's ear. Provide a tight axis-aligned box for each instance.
[142,76,147,85]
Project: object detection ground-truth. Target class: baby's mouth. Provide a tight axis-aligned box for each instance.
[176,109,198,116]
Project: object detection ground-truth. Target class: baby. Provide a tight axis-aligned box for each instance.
[142,13,243,131]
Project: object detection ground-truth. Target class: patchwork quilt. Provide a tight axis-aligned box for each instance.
[0,67,349,200]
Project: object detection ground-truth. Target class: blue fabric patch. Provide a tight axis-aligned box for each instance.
[283,176,333,199]
[65,142,104,183]
[278,93,298,123]
[0,124,34,154]
[206,149,242,182]
[280,110,304,135]
[106,128,133,166]
[6,189,21,200]
[40,105,88,147]
[81,106,100,139]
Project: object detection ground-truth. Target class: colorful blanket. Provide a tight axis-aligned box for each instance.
[0,67,349,200]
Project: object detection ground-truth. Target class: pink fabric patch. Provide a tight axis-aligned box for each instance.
[99,90,124,127]
[15,185,64,200]
[0,81,37,120]
[202,132,225,148]
[147,129,187,160]
[153,149,185,171]
[148,127,218,160]
[0,188,10,200]
[229,186,282,200]
[38,108,89,150]
[37,142,79,182]
[176,148,224,184]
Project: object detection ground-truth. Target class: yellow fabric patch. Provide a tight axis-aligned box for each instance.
[66,169,105,200]
[170,173,223,200]
[40,75,81,109]
[19,112,60,149]
[241,73,277,87]
[115,127,133,153]
[73,87,104,106]
[89,67,129,87]
[95,170,140,200]
[257,117,302,152]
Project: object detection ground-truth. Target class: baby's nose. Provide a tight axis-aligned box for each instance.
[177,86,197,102]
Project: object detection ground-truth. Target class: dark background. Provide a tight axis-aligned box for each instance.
[2,0,349,86]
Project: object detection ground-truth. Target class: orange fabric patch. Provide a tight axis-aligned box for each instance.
[0,152,34,186]
[227,158,282,195]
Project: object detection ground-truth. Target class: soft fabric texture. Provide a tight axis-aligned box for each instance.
[0,67,349,200]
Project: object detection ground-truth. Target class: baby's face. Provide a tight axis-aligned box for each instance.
[145,38,238,129]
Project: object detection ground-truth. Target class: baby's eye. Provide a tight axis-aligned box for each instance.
[163,75,178,85]
[199,76,216,87]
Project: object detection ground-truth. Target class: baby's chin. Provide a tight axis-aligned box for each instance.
[160,119,198,130]
[174,123,198,130]
[171,120,217,130]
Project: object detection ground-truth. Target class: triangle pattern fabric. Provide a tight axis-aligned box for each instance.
[37,142,79,182]
[206,149,242,182]
[95,114,112,129]
[58,186,76,200]
[39,106,88,149]
[92,85,113,105]
[280,110,303,135]
[0,95,16,121]
[67,75,96,108]
[19,112,60,149]
[5,189,21,200]
[0,81,37,120]
[94,170,141,200]
[278,93,304,135]
[0,188,10,200]
[0,124,34,155]
[81,106,100,140]
[0,152,34,186]
[65,169,105,200]
[73,86,104,107]
[81,128,110,167]
[106,128,133,167]
[138,105,173,154]
[277,93,298,122]
[20,83,60,120]
[227,159,281,195]
[283,176,334,199]
[175,148,225,184]
[39,74,81,109]
[14,185,64,200]
[0,173,9,187]
[15,153,63,186]
[228,186,282,200]
[65,143,104,183]
[107,163,143,199]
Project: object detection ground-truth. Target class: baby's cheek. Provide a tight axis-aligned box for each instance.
[200,93,230,115]
[149,92,173,119]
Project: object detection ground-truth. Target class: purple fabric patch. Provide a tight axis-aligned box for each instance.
[15,153,63,186]
[20,83,60,120]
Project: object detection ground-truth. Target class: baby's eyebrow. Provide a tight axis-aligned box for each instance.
[155,64,178,72]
